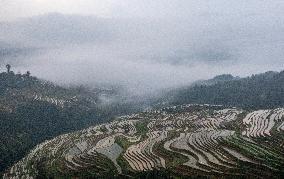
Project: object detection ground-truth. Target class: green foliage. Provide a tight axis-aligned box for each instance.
[115,135,139,174]
[115,136,132,150]
[135,121,148,139]
[154,141,187,168]
[99,125,108,133]
[127,169,207,179]
[168,71,284,109]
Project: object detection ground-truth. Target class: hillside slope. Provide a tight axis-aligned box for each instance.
[4,104,284,178]
[0,70,139,174]
[0,71,101,173]
[164,71,284,109]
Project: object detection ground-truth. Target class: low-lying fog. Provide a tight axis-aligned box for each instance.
[0,0,284,95]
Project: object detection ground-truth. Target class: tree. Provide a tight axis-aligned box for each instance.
[6,64,11,73]
[26,71,31,77]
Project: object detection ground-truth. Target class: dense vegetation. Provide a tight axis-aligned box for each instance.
[0,71,88,173]
[167,71,284,109]
[0,68,140,175]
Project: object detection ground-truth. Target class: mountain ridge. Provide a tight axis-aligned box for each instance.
[161,70,284,109]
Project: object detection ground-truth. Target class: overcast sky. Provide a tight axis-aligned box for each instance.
[1,0,284,95]
[2,0,284,21]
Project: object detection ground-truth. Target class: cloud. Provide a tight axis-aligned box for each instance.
[1,1,284,96]
[2,0,284,21]
[0,0,116,21]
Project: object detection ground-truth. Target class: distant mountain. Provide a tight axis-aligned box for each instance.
[164,70,284,109]
[193,74,239,86]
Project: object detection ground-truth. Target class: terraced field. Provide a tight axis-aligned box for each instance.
[4,105,284,178]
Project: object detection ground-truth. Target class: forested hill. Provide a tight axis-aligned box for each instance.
[0,70,95,173]
[0,69,136,174]
[167,70,284,109]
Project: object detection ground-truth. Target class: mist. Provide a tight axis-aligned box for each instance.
[1,1,284,96]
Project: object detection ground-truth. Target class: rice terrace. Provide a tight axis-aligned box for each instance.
[4,104,284,178]
[1,1,284,178]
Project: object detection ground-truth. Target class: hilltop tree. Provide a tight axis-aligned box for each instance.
[26,71,31,77]
[6,64,11,73]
